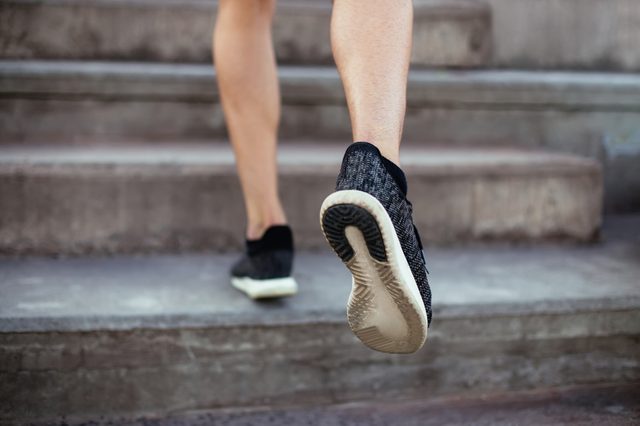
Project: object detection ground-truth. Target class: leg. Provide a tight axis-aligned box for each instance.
[331,0,413,164]
[213,0,285,239]
[216,0,297,300]
[322,1,431,353]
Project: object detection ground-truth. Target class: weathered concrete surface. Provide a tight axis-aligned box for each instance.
[0,144,602,254]
[4,62,640,108]
[486,0,640,71]
[1,61,638,211]
[5,0,640,72]
[0,0,490,67]
[2,232,640,330]
[1,238,639,421]
[56,384,640,426]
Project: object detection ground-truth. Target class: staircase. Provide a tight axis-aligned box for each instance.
[1,0,639,424]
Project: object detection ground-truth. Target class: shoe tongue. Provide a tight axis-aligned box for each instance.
[247,225,293,255]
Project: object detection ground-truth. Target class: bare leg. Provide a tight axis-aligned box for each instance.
[213,0,286,240]
[331,0,413,165]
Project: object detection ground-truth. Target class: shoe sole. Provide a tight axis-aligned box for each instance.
[231,277,298,299]
[320,190,428,354]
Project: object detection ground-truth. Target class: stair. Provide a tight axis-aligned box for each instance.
[1,2,638,423]
[2,223,639,421]
[0,0,491,67]
[2,60,638,212]
[3,61,640,144]
[4,0,638,73]
[0,144,601,255]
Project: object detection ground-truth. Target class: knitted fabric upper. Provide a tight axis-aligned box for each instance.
[247,225,293,256]
[335,142,432,325]
[231,225,294,280]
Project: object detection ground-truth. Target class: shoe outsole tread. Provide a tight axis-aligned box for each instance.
[320,190,427,354]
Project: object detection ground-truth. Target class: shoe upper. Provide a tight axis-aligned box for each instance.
[336,142,432,325]
[231,225,294,280]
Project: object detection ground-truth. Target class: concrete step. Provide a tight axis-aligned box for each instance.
[486,0,640,72]
[41,384,640,425]
[3,61,639,143]
[4,0,638,73]
[2,61,638,212]
[0,144,601,255]
[0,0,491,67]
[2,233,639,422]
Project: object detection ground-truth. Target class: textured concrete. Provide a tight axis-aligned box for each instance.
[0,0,490,67]
[4,61,640,107]
[0,144,602,254]
[5,0,640,72]
[1,61,638,211]
[1,236,640,331]
[5,0,640,73]
[486,0,640,71]
[1,238,639,421]
[56,384,640,426]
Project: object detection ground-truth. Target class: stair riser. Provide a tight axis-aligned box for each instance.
[3,105,632,212]
[2,98,637,153]
[0,164,601,255]
[4,0,640,72]
[0,0,490,67]
[2,310,638,421]
[5,0,640,72]
[487,0,640,72]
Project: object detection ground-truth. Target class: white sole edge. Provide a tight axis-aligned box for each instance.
[320,190,428,354]
[231,276,298,299]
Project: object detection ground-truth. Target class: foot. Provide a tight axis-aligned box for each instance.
[230,225,298,299]
[320,142,431,354]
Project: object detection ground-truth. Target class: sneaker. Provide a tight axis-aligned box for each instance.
[230,225,298,299]
[320,142,431,354]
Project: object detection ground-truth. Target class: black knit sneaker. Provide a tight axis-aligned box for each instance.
[320,142,431,354]
[230,225,298,299]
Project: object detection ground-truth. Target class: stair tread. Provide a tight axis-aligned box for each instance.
[0,143,598,175]
[2,233,639,333]
[3,60,639,108]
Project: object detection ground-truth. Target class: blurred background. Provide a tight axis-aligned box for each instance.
[0,0,639,424]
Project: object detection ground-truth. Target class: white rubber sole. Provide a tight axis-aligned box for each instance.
[231,276,298,299]
[320,190,428,354]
